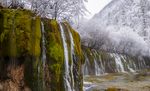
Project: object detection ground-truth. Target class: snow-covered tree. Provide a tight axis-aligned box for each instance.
[80,18,150,56]
[0,0,25,8]
[29,0,87,20]
[78,0,150,57]
[0,0,88,21]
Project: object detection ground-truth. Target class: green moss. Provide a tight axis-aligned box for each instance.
[48,39,64,62]
[44,19,64,61]
[9,32,17,57]
[0,12,4,48]
[0,9,41,57]
[24,57,44,91]
[0,9,43,91]
[63,22,84,91]
[49,63,61,81]
[0,9,84,91]
[31,17,41,57]
[43,19,65,91]
[64,22,84,62]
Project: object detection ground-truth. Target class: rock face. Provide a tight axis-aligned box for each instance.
[0,9,84,91]
[82,47,150,76]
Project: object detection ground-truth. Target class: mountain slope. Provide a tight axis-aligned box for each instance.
[93,0,150,41]
[80,0,150,57]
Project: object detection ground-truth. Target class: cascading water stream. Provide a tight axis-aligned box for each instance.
[60,23,72,91]
[41,22,46,67]
[83,50,149,76]
[94,59,101,76]
[41,22,46,89]
[68,28,75,91]
[98,55,105,74]
[112,54,125,72]
[121,55,135,72]
[83,54,90,75]
[93,51,102,75]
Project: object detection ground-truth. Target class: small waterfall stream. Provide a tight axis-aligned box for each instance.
[121,55,135,72]
[41,22,46,67]
[68,28,75,91]
[111,53,125,72]
[93,51,103,75]
[83,54,90,75]
[41,22,46,89]
[60,23,72,91]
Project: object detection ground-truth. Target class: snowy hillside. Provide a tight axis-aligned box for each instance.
[80,0,150,57]
[93,0,150,40]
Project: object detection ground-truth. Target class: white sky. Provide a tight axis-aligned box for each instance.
[85,0,112,19]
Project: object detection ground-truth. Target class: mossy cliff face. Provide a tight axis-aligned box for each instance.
[42,20,84,91]
[0,9,41,91]
[0,9,40,57]
[0,9,84,91]
[43,19,64,91]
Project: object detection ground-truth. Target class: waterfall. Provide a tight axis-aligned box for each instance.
[83,50,106,76]
[98,55,105,74]
[83,49,149,76]
[60,23,72,91]
[41,22,46,89]
[93,51,103,75]
[111,53,125,72]
[94,59,101,76]
[83,54,90,75]
[41,22,46,67]
[41,22,46,66]
[68,29,75,91]
[121,55,135,72]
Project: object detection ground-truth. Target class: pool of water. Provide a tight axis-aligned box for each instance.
[84,71,150,91]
